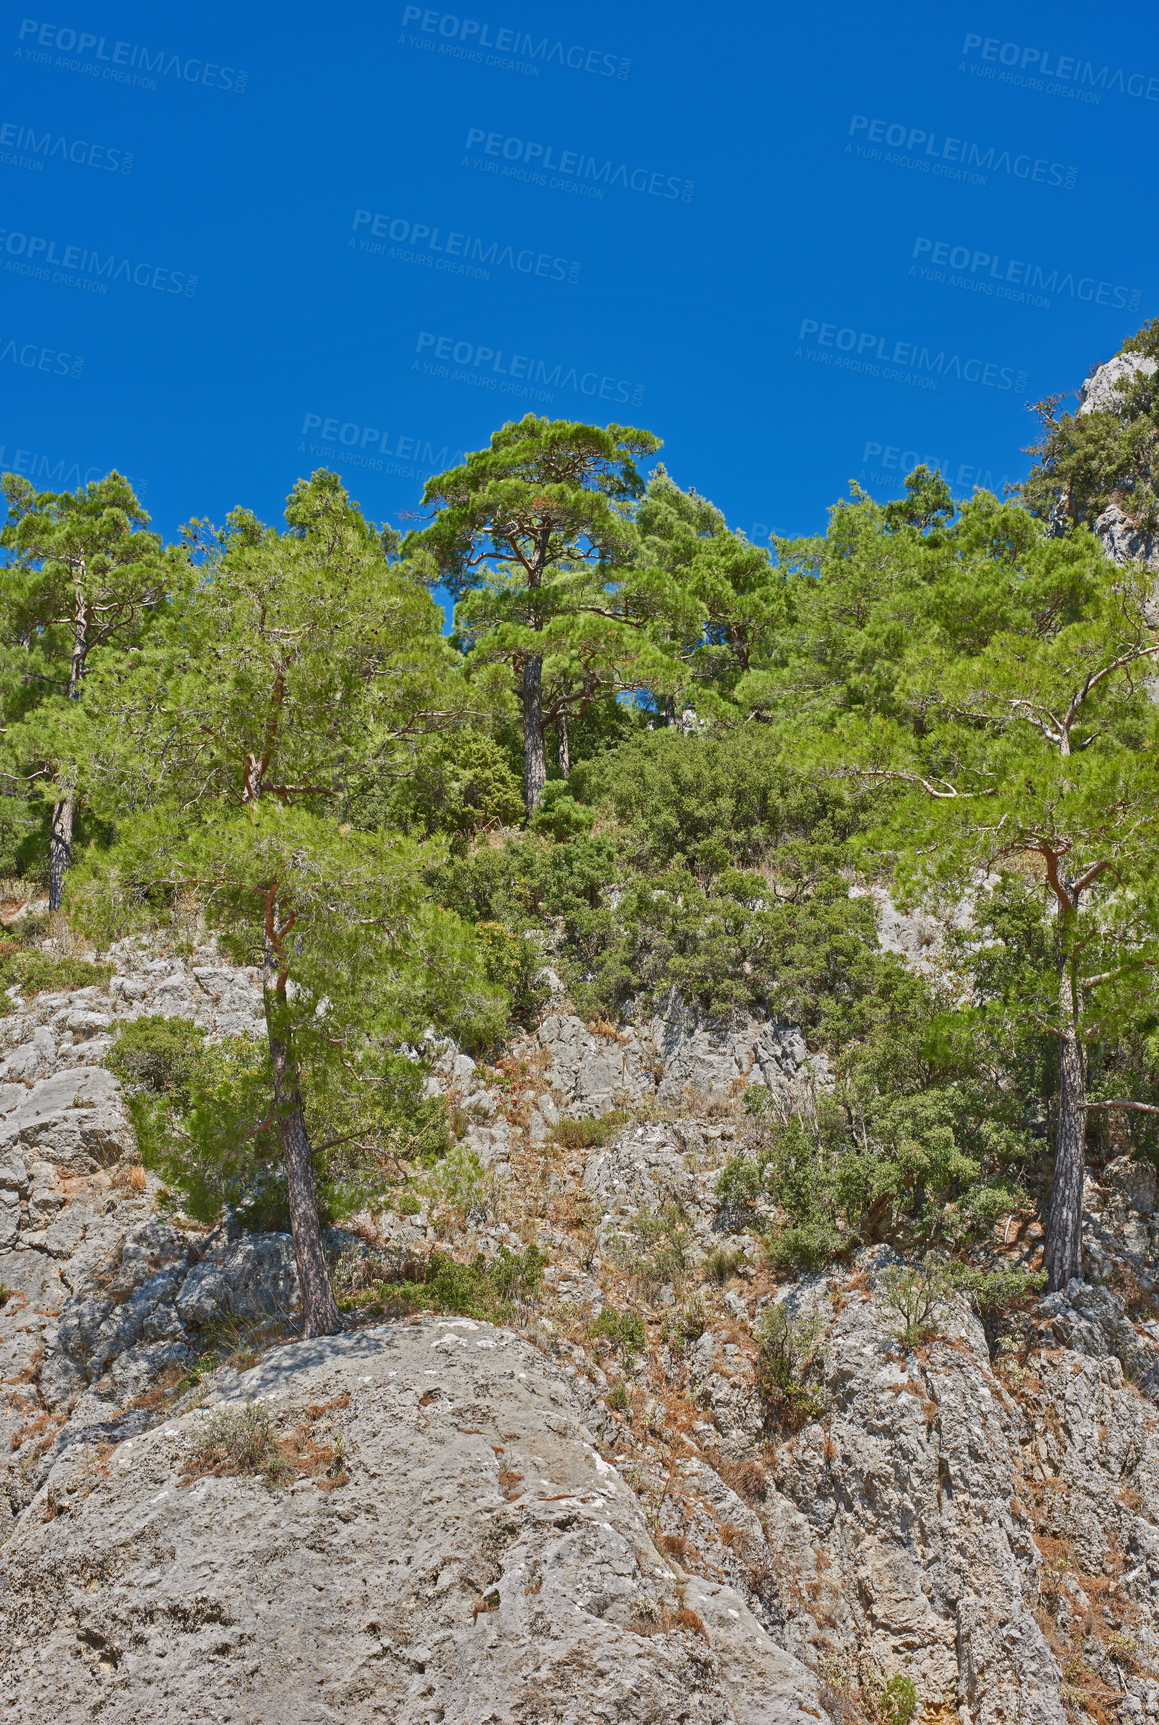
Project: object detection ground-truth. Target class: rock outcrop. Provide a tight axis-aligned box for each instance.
[1,1318,830,1725]
[1075,350,1159,572]
[7,934,1159,1722]
[1078,351,1158,418]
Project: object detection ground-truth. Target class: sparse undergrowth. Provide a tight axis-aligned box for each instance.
[0,940,112,1004]
[332,1242,546,1322]
[181,1396,349,1490]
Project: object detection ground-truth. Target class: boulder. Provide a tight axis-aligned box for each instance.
[0,1319,831,1725]
[1077,350,1158,416]
[0,1065,130,1173]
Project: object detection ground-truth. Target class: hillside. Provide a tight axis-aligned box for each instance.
[3,331,1159,1721]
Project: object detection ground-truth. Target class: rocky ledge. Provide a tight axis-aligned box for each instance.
[0,1317,828,1725]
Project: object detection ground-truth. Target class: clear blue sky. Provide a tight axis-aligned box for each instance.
[2,0,1156,550]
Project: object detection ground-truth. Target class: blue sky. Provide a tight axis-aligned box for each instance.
[2,0,1156,553]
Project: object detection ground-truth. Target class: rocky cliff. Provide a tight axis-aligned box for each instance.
[1076,348,1159,572]
[4,929,1159,1723]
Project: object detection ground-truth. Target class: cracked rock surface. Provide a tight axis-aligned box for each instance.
[0,1318,829,1725]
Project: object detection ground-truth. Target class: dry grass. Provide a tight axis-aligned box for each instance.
[180,1396,348,1490]
[9,1409,66,1455]
[111,1164,147,1195]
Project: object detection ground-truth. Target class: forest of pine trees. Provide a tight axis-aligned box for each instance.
[3,322,1159,1334]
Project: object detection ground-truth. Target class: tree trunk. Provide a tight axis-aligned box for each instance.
[48,790,73,912]
[663,694,677,728]
[523,653,547,816]
[558,710,570,778]
[1043,972,1087,1293]
[48,588,88,911]
[263,936,343,1338]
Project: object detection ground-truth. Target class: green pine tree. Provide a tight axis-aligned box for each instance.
[408,416,696,814]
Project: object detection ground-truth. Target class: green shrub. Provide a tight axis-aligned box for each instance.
[880,1674,917,1725]
[879,1258,956,1349]
[340,1244,545,1320]
[954,1264,1046,1312]
[590,1306,647,1352]
[106,1014,206,1103]
[753,1302,825,1428]
[0,943,112,1003]
[552,1109,627,1149]
[351,732,524,842]
[715,1152,768,1209]
[473,919,549,1026]
[529,782,594,840]
[738,1001,1038,1270]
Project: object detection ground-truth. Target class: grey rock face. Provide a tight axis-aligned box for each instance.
[1072,352,1159,571]
[0,1065,129,1174]
[175,1233,299,1326]
[765,1277,1065,1723]
[1093,501,1159,571]
[538,1000,818,1116]
[0,1320,830,1725]
[1078,351,1157,417]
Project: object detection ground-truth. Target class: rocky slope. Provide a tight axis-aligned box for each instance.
[2,1317,828,1724]
[4,934,1159,1722]
[1076,349,1159,572]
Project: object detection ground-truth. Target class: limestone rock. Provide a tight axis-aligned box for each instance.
[0,1319,831,1725]
[1093,501,1159,571]
[175,1233,299,1326]
[1078,350,1157,416]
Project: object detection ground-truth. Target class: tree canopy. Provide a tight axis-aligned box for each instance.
[5,336,1159,1325]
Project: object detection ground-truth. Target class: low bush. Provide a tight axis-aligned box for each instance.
[0,943,112,1002]
[105,1014,205,1102]
[878,1258,956,1349]
[880,1673,918,1725]
[337,1244,546,1321]
[552,1110,628,1150]
[182,1397,348,1490]
[753,1301,825,1429]
[590,1305,647,1353]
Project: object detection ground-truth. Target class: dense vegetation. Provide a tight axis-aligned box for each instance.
[3,321,1158,1330]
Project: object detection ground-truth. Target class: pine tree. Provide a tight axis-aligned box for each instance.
[409,416,695,814]
[0,471,179,906]
[764,482,1159,1290]
[78,472,497,1336]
